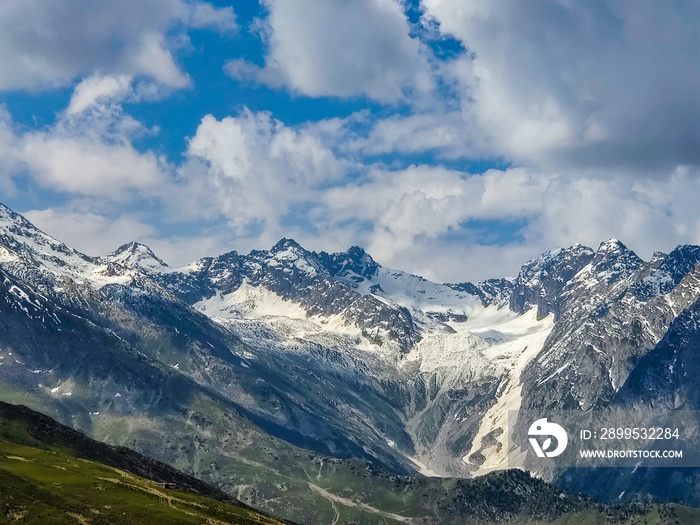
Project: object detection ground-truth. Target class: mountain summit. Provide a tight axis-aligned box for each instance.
[108,241,169,271]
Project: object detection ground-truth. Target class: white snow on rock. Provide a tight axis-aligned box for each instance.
[106,242,169,272]
[459,307,554,475]
[0,203,137,289]
[340,266,482,319]
[193,270,556,477]
[268,247,319,277]
[195,280,309,320]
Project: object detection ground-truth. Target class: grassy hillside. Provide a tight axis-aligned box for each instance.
[0,401,294,525]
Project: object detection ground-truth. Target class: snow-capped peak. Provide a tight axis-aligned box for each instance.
[509,243,595,318]
[270,237,306,255]
[596,238,626,254]
[106,241,169,272]
[0,202,75,252]
[587,239,643,283]
[633,244,700,299]
[0,202,96,267]
[0,202,23,224]
[261,238,325,278]
[318,245,380,284]
[0,202,139,289]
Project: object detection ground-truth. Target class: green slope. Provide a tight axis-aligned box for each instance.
[0,401,294,525]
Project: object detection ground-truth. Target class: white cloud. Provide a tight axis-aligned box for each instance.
[128,32,190,89]
[189,2,237,34]
[313,108,494,160]
[21,206,237,267]
[21,132,165,197]
[4,0,700,288]
[356,111,491,159]
[180,110,348,231]
[311,162,700,281]
[143,234,236,268]
[223,59,264,82]
[529,167,700,260]
[8,102,700,284]
[382,240,545,283]
[0,96,167,199]
[0,107,22,193]
[322,165,545,260]
[67,74,133,115]
[0,0,234,91]
[229,0,432,102]
[422,0,700,170]
[23,163,700,283]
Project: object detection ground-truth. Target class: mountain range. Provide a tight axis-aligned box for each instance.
[2,201,700,523]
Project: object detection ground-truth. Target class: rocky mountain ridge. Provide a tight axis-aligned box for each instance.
[3,201,700,521]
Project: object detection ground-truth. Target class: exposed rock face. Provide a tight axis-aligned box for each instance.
[509,243,595,319]
[519,239,700,415]
[448,278,515,308]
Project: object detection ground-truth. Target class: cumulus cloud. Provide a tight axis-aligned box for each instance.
[355,111,491,159]
[529,167,700,258]
[422,0,700,171]
[6,0,700,284]
[312,108,493,160]
[321,165,547,267]
[0,0,236,91]
[179,110,349,231]
[165,104,700,281]
[0,107,22,193]
[382,240,545,283]
[67,74,133,115]
[0,97,167,199]
[21,132,165,197]
[228,0,432,102]
[10,99,700,283]
[311,161,700,281]
[188,2,237,34]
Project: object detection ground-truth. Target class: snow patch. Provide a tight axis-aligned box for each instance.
[346,267,482,319]
[196,281,309,320]
[461,308,555,475]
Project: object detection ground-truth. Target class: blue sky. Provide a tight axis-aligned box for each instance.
[1,0,700,282]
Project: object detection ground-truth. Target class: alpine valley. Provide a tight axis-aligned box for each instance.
[2,200,700,524]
